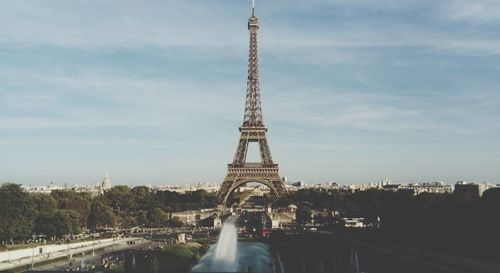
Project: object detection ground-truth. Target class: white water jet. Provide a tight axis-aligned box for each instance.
[191,216,273,273]
[350,249,360,273]
[210,216,238,272]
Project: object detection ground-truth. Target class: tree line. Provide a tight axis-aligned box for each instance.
[279,187,500,261]
[0,183,217,243]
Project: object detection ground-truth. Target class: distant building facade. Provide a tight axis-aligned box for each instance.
[453,181,497,197]
[403,182,453,194]
[343,218,365,228]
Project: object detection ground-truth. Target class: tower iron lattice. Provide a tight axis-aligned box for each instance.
[217,4,287,206]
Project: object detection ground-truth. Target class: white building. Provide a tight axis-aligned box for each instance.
[101,172,112,193]
[343,218,365,228]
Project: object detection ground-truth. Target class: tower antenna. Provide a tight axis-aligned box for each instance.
[252,0,255,16]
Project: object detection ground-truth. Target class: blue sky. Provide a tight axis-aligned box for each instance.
[1,0,499,186]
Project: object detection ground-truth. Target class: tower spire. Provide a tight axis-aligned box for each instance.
[243,0,262,127]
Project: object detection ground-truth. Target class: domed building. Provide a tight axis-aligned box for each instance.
[101,172,111,193]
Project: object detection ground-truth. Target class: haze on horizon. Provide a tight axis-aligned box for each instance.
[1,0,499,186]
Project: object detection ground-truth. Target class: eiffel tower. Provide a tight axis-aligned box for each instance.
[217,2,287,206]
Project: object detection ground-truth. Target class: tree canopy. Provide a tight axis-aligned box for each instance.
[0,183,218,241]
[0,184,36,242]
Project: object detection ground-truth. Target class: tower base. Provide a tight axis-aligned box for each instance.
[218,164,287,206]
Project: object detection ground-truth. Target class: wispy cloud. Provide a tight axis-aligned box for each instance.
[440,0,500,24]
[1,0,499,184]
[1,0,499,58]
[266,87,500,134]
[0,71,242,132]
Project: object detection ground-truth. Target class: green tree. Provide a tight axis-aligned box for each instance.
[296,202,313,226]
[33,194,57,213]
[51,190,91,226]
[148,208,168,228]
[53,210,80,237]
[131,186,153,211]
[34,209,81,238]
[136,211,149,227]
[88,200,116,229]
[482,188,500,209]
[104,186,135,212]
[34,212,57,238]
[0,183,35,243]
[119,214,138,229]
[181,189,217,209]
[313,213,328,226]
[167,216,184,228]
[32,194,58,238]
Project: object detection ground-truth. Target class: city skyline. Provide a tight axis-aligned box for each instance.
[1,0,500,185]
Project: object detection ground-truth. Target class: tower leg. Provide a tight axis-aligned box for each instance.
[218,173,238,205]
